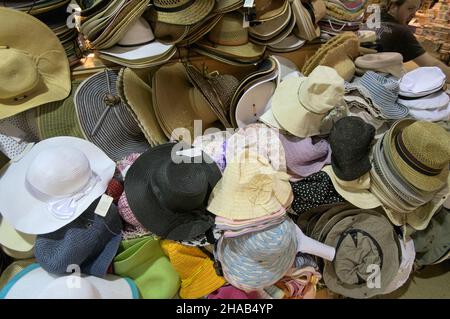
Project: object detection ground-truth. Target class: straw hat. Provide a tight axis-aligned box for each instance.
[389,120,450,192]
[254,0,289,22]
[207,150,292,220]
[150,20,190,44]
[117,68,167,146]
[213,0,244,13]
[271,66,344,138]
[216,218,297,291]
[0,136,116,235]
[0,264,139,299]
[74,70,150,161]
[161,240,225,299]
[249,0,291,40]
[0,259,34,290]
[149,0,215,26]
[0,216,36,258]
[292,0,320,41]
[0,7,70,120]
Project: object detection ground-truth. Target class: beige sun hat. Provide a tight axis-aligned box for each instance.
[271,65,345,138]
[149,0,215,26]
[322,165,382,209]
[207,150,292,220]
[0,7,70,120]
[0,216,35,258]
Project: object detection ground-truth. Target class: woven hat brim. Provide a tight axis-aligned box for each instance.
[99,46,177,69]
[150,0,215,26]
[249,1,291,39]
[196,39,266,60]
[124,143,221,241]
[213,0,243,13]
[268,34,306,52]
[249,11,296,46]
[37,82,85,140]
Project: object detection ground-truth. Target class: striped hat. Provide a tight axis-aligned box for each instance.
[346,72,409,119]
[216,218,297,291]
[74,69,150,161]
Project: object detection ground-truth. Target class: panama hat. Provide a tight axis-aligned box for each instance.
[0,7,70,120]
[207,150,292,220]
[322,166,382,209]
[389,120,450,192]
[117,68,167,146]
[0,216,36,258]
[271,65,344,138]
[0,136,115,235]
[161,240,225,299]
[149,0,215,26]
[75,69,150,161]
[216,218,297,291]
[0,264,139,299]
[124,143,221,241]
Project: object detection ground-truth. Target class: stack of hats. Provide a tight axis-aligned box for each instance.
[301,32,360,81]
[291,0,326,42]
[398,67,450,122]
[318,0,368,40]
[369,120,450,230]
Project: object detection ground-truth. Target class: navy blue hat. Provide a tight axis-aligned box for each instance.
[35,197,123,277]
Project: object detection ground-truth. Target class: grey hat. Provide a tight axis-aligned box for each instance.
[75,69,150,161]
[323,211,400,299]
[35,197,123,277]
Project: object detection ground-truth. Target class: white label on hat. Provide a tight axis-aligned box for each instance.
[244,0,254,7]
[95,194,113,217]
[243,15,250,28]
[176,148,202,158]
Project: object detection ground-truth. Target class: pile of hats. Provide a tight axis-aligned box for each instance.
[319,0,368,40]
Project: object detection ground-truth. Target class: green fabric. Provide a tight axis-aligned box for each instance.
[113,236,180,299]
[36,81,85,140]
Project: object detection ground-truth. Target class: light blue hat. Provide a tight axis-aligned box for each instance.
[345,71,409,120]
[216,218,297,291]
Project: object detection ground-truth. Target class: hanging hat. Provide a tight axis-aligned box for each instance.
[35,197,122,277]
[322,166,382,209]
[0,136,115,235]
[0,264,139,299]
[161,240,225,299]
[113,236,180,299]
[345,72,409,119]
[271,65,345,138]
[389,120,450,192]
[0,7,70,120]
[329,116,375,181]
[216,218,297,291]
[355,52,405,78]
[0,216,36,258]
[74,69,150,161]
[290,171,346,215]
[323,212,400,299]
[279,134,331,179]
[411,207,450,266]
[207,150,292,220]
[124,143,221,241]
[149,0,215,25]
[152,63,229,141]
[36,81,85,140]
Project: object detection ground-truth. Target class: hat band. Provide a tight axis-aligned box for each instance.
[395,132,441,176]
[153,0,195,12]
[26,173,100,220]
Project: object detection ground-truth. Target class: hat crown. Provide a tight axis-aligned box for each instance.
[301,66,344,114]
[152,160,209,212]
[26,147,92,198]
[400,121,450,170]
[237,220,296,260]
[37,276,102,299]
[208,12,248,46]
[118,17,155,46]
[0,48,40,100]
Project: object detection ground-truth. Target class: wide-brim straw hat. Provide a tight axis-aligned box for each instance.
[0,7,70,120]
[213,0,244,13]
[249,10,297,46]
[117,68,167,146]
[249,1,291,40]
[177,14,223,47]
[292,0,320,41]
[388,120,450,192]
[150,20,190,45]
[268,33,306,52]
[74,69,150,161]
[254,0,289,22]
[149,0,215,26]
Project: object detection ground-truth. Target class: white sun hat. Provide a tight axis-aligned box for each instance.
[0,136,115,235]
[0,263,139,299]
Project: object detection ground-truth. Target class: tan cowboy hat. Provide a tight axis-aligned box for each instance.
[117,68,167,146]
[0,7,70,120]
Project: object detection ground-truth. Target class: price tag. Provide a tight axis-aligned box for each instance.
[95,194,113,217]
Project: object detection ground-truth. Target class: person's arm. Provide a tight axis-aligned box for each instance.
[413,52,450,82]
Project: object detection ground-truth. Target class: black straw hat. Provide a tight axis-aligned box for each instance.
[124,142,221,241]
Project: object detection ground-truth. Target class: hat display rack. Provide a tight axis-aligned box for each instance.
[0,0,450,300]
